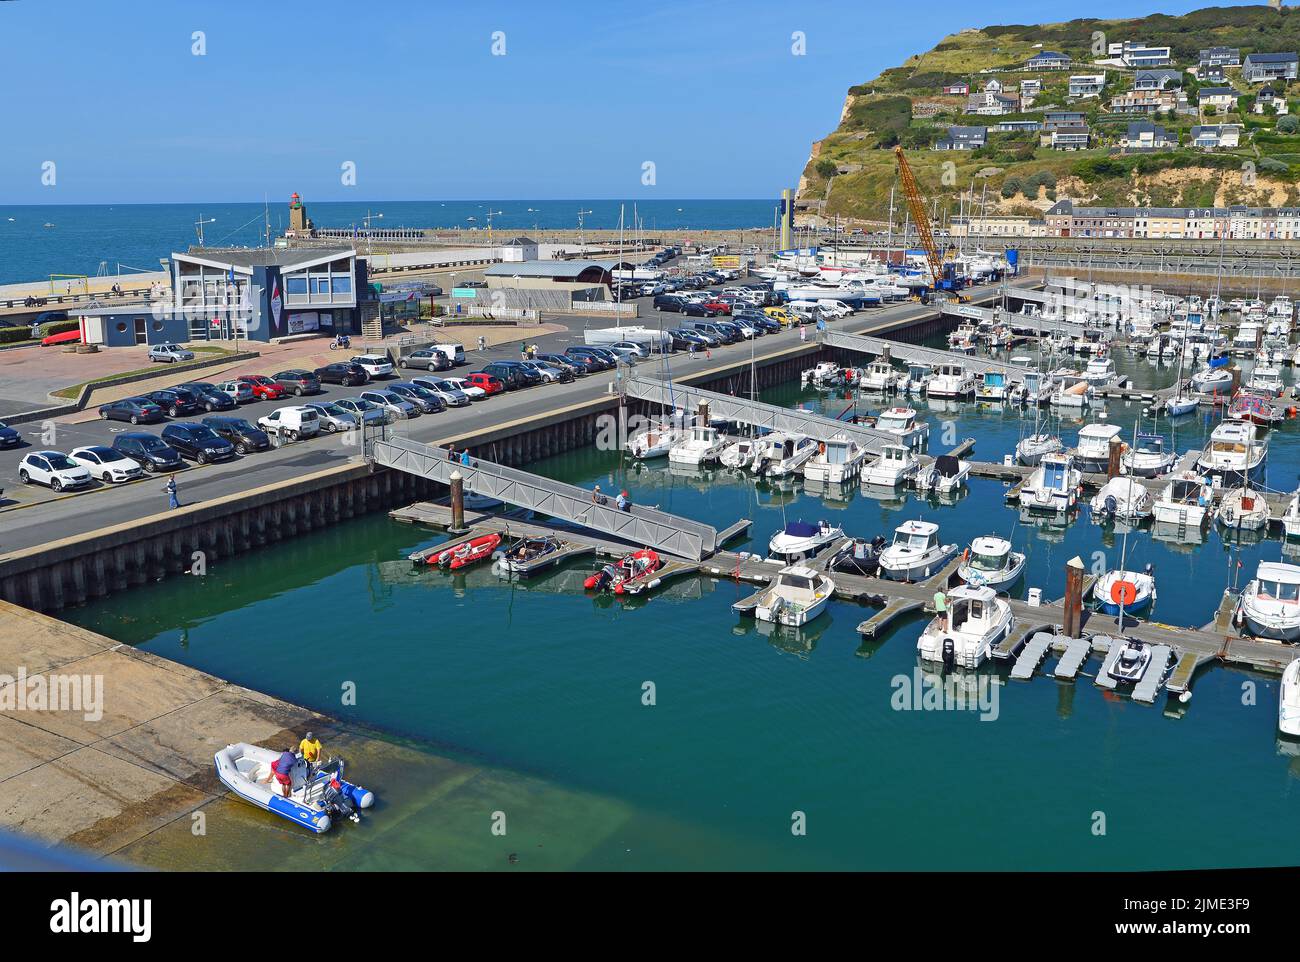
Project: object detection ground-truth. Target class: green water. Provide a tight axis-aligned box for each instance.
[64,356,1300,870]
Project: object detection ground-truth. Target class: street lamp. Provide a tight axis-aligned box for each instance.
[194,215,217,246]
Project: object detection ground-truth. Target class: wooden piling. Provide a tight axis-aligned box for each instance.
[1063,557,1084,639]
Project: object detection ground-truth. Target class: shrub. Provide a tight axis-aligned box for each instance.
[1001,177,1022,198]
[1259,157,1291,174]
[814,158,838,179]
[1279,115,1299,134]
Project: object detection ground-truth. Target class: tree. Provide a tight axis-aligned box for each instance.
[814,158,838,179]
[1001,177,1022,198]
[1278,114,1299,134]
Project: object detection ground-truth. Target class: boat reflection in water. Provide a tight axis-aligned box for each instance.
[1150,520,1206,549]
[731,609,833,656]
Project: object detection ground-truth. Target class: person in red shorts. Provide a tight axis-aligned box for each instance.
[268,747,297,798]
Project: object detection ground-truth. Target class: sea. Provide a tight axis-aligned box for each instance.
[0,200,776,287]
[61,343,1300,871]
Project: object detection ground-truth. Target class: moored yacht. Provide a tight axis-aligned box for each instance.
[668,424,726,466]
[956,536,1025,589]
[1121,432,1176,478]
[1090,476,1154,522]
[1279,659,1300,736]
[1074,423,1124,474]
[1151,472,1211,527]
[626,421,686,459]
[720,436,760,469]
[752,433,818,477]
[1019,453,1081,514]
[1215,486,1271,532]
[926,362,975,399]
[1246,365,1285,398]
[768,519,844,563]
[878,520,958,582]
[874,406,930,449]
[1016,432,1063,467]
[1082,354,1117,387]
[861,442,920,487]
[915,585,1015,670]
[1196,420,1267,480]
[802,435,869,484]
[858,360,898,392]
[1238,563,1300,641]
[749,565,835,627]
[1095,566,1156,615]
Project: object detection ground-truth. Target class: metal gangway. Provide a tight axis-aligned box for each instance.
[820,329,1027,378]
[371,435,720,560]
[622,376,893,453]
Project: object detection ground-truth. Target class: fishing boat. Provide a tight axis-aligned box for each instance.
[1016,432,1063,467]
[878,519,958,582]
[858,360,898,392]
[897,362,933,396]
[802,435,868,484]
[1073,424,1124,474]
[801,362,852,388]
[1108,638,1153,683]
[1020,369,1059,405]
[956,536,1025,589]
[719,436,760,469]
[1237,563,1300,641]
[828,535,887,575]
[1279,659,1300,736]
[431,533,502,569]
[914,454,970,496]
[916,585,1015,670]
[1096,565,1156,615]
[1082,354,1117,387]
[583,548,662,594]
[1049,374,1091,410]
[496,535,565,576]
[1090,476,1154,522]
[1215,486,1271,532]
[668,423,726,466]
[1151,472,1211,526]
[751,433,817,477]
[975,371,1010,403]
[213,744,373,834]
[926,362,975,399]
[750,565,835,627]
[768,519,844,563]
[626,422,686,459]
[1121,432,1175,477]
[874,406,929,449]
[861,442,920,487]
[1197,420,1267,480]
[1019,453,1081,514]
[1228,391,1285,427]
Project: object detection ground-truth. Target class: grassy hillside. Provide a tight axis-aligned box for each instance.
[800,4,1300,223]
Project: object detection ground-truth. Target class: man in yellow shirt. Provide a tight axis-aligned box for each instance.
[299,732,323,771]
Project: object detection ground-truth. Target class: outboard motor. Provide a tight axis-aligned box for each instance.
[941,637,956,672]
[1104,495,1118,518]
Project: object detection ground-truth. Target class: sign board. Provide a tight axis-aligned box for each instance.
[711,255,741,269]
[286,312,320,334]
[453,288,480,298]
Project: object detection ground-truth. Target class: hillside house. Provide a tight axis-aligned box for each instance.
[1118,121,1175,152]
[1255,86,1290,115]
[1198,86,1239,113]
[1190,123,1243,150]
[1069,74,1107,99]
[1243,53,1299,84]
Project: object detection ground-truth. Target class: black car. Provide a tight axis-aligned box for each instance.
[482,361,531,390]
[314,362,370,387]
[201,415,270,454]
[662,331,694,352]
[564,346,613,371]
[558,351,601,373]
[112,432,184,472]
[681,302,720,318]
[145,389,200,418]
[397,349,451,372]
[160,423,237,463]
[0,420,22,448]
[272,369,321,396]
[388,382,447,413]
[653,294,684,312]
[535,353,587,376]
[98,396,165,424]
[177,382,238,412]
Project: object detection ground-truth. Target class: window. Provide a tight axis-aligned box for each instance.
[153,320,164,332]
[116,321,127,333]
[285,276,308,295]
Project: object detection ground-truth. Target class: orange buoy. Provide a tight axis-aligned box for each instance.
[1110,580,1138,607]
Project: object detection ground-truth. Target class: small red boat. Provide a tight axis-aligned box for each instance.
[584,549,662,594]
[430,533,502,570]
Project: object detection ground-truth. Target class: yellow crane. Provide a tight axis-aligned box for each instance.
[893,145,965,301]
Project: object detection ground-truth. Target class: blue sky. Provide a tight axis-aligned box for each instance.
[0,0,1252,203]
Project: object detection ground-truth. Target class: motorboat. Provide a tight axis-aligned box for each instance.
[914,454,970,496]
[720,436,760,469]
[1073,423,1124,474]
[828,535,887,576]
[956,536,1025,589]
[768,519,844,563]
[975,371,1011,403]
[802,435,869,484]
[1279,659,1300,736]
[878,519,958,582]
[801,362,852,389]
[1107,638,1153,683]
[1090,476,1154,522]
[858,360,898,392]
[1049,375,1091,410]
[1228,391,1284,427]
[752,433,817,477]
[626,422,686,459]
[213,744,373,834]
[897,362,933,396]
[1020,370,1060,405]
[668,424,726,466]
[926,362,975,399]
[1082,354,1117,387]
[1121,432,1175,477]
[1151,472,1211,527]
[1196,420,1267,480]
[1095,565,1156,615]
[1246,365,1285,398]
[1237,562,1300,641]
[1019,453,1081,514]
[1016,433,1063,467]
[431,533,502,570]
[861,442,920,487]
[1190,365,1234,394]
[873,406,929,449]
[583,548,662,595]
[915,585,1015,670]
[749,565,835,627]
[1215,486,1271,532]
[1269,294,1294,318]
[496,535,565,576]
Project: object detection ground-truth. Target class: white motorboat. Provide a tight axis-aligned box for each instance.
[1283,488,1300,539]
[720,436,760,469]
[626,422,686,459]
[1090,476,1154,522]
[914,453,970,496]
[975,371,1011,403]
[1190,365,1234,394]
[801,362,849,388]
[1019,453,1081,514]
[668,424,726,466]
[878,519,958,582]
[916,585,1015,670]
[1050,375,1091,410]
[1016,433,1063,467]
[768,519,844,563]
[874,406,929,449]
[1073,423,1124,474]
[1020,370,1060,405]
[1215,486,1271,531]
[926,362,975,399]
[1082,354,1117,387]
[1107,638,1153,683]
[213,744,373,835]
[1196,420,1267,479]
[1269,294,1294,318]
[1121,432,1175,477]
[1151,472,1211,526]
[1279,659,1300,736]
[858,360,898,392]
[802,435,869,484]
[752,433,818,477]
[897,362,933,396]
[1095,566,1156,615]
[1238,563,1300,642]
[956,536,1025,589]
[1246,365,1285,398]
[861,442,920,487]
[749,565,835,627]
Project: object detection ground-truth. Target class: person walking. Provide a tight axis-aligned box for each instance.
[933,590,948,633]
[799,322,807,342]
[477,335,487,353]
[164,475,179,510]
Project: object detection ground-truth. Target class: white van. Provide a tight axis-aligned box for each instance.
[257,405,321,441]
[816,299,853,319]
[431,343,466,366]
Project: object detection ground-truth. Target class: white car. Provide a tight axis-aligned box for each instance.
[441,376,486,400]
[69,445,145,483]
[18,451,93,491]
[608,341,650,358]
[149,343,196,363]
[350,354,394,378]
[256,405,321,440]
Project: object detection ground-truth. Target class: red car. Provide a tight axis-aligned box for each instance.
[701,300,731,315]
[465,372,505,396]
[41,329,82,346]
[236,374,287,400]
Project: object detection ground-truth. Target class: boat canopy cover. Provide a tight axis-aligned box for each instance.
[1136,433,1164,447]
[935,455,961,477]
[784,520,819,537]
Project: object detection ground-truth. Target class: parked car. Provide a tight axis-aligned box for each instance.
[535,353,587,376]
[149,343,196,363]
[608,341,650,358]
[112,433,185,473]
[272,369,322,396]
[0,421,21,448]
[69,445,144,483]
[440,376,487,400]
[464,372,505,396]
[98,396,165,425]
[350,354,395,378]
[145,389,200,418]
[701,300,732,315]
[201,415,270,454]
[18,451,92,491]
[482,361,532,390]
[521,360,573,383]
[314,362,370,387]
[604,345,640,364]
[360,389,419,419]
[256,405,322,440]
[237,374,288,401]
[303,401,360,432]
[559,350,603,373]
[670,328,713,349]
[177,382,238,412]
[397,349,452,372]
[411,378,472,407]
[682,302,720,318]
[161,423,237,463]
[388,382,446,414]
[654,294,685,312]
[332,397,389,426]
[564,346,615,371]
[214,380,255,404]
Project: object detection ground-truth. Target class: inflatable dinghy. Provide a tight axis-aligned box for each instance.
[214,743,374,834]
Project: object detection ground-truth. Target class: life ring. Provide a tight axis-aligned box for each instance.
[1110,580,1138,607]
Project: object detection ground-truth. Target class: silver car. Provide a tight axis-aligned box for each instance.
[360,389,418,419]
[411,377,472,407]
[304,401,359,432]
[333,397,390,426]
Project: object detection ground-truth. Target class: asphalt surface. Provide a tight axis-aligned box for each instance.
[0,281,1001,555]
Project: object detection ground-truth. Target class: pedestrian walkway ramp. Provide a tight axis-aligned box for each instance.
[371,435,721,560]
[820,330,1025,377]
